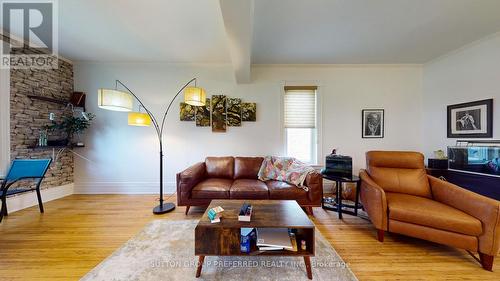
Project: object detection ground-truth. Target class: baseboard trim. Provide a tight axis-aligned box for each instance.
[74,182,176,194]
[75,181,331,195]
[5,183,74,213]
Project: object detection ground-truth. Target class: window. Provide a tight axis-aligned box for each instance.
[284,86,317,164]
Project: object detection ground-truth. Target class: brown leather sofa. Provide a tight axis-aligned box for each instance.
[177,156,323,215]
[360,151,500,271]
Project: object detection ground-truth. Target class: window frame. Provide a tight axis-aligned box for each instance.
[281,84,322,166]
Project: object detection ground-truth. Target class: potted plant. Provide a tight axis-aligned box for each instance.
[47,112,95,146]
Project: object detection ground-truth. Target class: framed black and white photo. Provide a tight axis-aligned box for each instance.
[362,109,384,138]
[447,99,493,138]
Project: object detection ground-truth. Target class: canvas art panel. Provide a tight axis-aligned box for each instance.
[226,98,242,126]
[211,95,227,132]
[447,99,493,138]
[362,109,384,138]
[241,102,256,122]
[179,95,257,132]
[195,98,210,127]
[180,102,195,121]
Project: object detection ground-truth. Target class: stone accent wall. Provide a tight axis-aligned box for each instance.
[10,59,74,189]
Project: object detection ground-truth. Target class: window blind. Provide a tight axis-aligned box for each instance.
[284,87,316,128]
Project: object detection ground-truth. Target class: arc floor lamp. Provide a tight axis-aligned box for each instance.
[98,78,206,214]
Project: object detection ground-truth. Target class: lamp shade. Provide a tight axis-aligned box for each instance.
[184,86,206,106]
[98,89,133,112]
[128,112,151,126]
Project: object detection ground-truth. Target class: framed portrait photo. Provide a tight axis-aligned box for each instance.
[362,109,384,138]
[447,99,493,138]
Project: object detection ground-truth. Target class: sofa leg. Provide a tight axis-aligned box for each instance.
[185,206,190,215]
[302,207,313,216]
[377,229,384,242]
[306,207,314,217]
[479,252,494,271]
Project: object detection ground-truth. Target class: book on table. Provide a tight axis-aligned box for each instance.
[207,206,224,223]
[240,228,256,253]
[256,228,295,251]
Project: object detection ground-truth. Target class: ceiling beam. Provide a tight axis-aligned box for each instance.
[219,0,254,83]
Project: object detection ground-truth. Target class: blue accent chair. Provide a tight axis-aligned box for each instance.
[0,159,52,222]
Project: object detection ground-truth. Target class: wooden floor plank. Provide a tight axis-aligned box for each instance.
[0,194,498,280]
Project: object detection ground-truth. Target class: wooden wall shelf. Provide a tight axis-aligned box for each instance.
[27,92,86,110]
[27,95,68,105]
[29,145,85,150]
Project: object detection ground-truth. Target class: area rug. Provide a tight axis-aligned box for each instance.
[81,220,358,281]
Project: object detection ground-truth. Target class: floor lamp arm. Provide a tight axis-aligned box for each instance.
[159,77,197,136]
[115,80,162,141]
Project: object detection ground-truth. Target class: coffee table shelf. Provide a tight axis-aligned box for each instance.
[195,200,315,279]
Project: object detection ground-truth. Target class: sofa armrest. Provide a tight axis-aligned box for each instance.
[305,172,323,205]
[360,169,388,231]
[429,175,500,256]
[176,162,206,205]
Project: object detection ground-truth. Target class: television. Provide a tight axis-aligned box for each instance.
[448,146,500,177]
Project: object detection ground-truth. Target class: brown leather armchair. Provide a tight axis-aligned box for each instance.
[360,151,500,271]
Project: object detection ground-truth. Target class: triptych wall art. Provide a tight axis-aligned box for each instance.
[180,95,256,132]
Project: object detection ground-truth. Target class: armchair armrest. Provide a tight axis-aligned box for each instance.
[305,172,323,205]
[429,175,500,256]
[176,162,206,206]
[360,169,388,231]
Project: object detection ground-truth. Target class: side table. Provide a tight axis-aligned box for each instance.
[321,173,362,219]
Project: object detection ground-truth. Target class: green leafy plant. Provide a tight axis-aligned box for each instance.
[48,113,95,143]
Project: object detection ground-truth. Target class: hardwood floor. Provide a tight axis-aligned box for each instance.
[0,194,498,280]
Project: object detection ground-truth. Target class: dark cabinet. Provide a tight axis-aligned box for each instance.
[427,169,500,201]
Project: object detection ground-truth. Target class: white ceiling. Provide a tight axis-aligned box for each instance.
[57,0,230,62]
[2,0,500,66]
[252,0,500,64]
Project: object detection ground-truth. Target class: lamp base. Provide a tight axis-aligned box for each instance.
[153,202,176,214]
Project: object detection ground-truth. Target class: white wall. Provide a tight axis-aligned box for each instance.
[0,67,9,176]
[422,33,500,158]
[73,63,423,194]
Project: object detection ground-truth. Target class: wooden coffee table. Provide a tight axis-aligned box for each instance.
[195,200,315,279]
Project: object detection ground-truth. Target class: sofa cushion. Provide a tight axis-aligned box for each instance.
[386,193,482,236]
[234,157,264,179]
[205,157,234,179]
[230,179,269,199]
[266,180,308,200]
[191,178,233,199]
